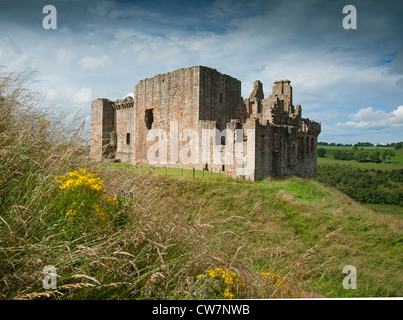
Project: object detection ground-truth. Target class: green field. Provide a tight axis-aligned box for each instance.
[317,146,403,170]
[105,163,226,179]
[363,203,403,219]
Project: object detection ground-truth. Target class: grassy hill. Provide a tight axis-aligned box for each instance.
[1,162,402,299]
[1,70,402,300]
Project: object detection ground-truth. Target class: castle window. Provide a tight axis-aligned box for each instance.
[221,136,226,145]
[126,133,130,144]
[222,165,225,172]
[220,93,223,103]
[145,109,154,130]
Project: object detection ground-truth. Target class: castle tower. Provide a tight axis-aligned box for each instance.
[90,98,115,161]
[250,80,264,100]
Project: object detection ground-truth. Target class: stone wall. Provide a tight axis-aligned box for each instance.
[198,66,243,129]
[133,66,200,165]
[114,99,135,164]
[90,98,115,161]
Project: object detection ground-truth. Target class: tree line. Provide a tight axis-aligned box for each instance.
[318,141,403,149]
[317,166,403,206]
[317,148,396,163]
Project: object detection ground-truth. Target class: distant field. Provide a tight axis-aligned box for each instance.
[364,203,403,219]
[317,146,403,170]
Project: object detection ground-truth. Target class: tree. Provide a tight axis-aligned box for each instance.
[354,151,368,162]
[346,151,355,160]
[381,149,396,163]
[394,142,403,150]
[317,148,326,157]
[369,151,381,163]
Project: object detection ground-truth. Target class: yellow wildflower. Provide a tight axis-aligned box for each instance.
[56,168,106,194]
[105,196,118,206]
[93,204,108,221]
[66,209,76,216]
[223,289,235,299]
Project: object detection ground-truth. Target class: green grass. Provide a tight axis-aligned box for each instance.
[105,162,226,179]
[3,159,403,299]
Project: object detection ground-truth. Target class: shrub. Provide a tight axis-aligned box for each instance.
[317,148,326,158]
[354,151,369,162]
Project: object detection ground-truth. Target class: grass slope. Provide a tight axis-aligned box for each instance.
[2,163,402,299]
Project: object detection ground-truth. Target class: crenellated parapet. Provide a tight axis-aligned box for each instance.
[112,96,134,110]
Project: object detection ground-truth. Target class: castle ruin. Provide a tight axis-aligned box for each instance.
[90,66,321,180]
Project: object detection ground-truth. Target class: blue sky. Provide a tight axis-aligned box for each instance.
[1,0,402,144]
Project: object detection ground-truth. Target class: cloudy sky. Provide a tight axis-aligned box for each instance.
[1,0,402,144]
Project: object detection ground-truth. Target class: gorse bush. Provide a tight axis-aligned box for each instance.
[194,267,246,299]
[192,268,298,299]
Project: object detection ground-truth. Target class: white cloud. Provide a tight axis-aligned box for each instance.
[390,105,403,126]
[349,107,389,121]
[77,55,108,70]
[336,106,403,128]
[53,48,73,65]
[45,88,60,102]
[124,92,134,98]
[72,87,92,104]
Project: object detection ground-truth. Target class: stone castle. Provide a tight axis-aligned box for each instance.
[90,66,321,180]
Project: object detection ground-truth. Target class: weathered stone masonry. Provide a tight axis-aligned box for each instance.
[90,66,321,180]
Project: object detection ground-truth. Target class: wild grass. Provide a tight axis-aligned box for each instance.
[0,69,402,300]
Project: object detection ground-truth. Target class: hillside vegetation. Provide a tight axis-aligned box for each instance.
[0,70,402,299]
[316,145,403,218]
